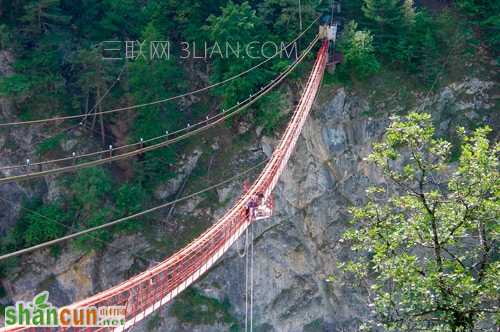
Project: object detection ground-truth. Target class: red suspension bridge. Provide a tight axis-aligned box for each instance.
[2,32,330,331]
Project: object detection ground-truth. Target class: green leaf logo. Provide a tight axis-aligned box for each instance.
[33,291,49,309]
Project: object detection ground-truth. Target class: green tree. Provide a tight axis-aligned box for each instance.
[70,168,113,212]
[0,74,32,97]
[342,113,499,331]
[6,0,71,121]
[205,1,269,109]
[338,21,380,80]
[362,0,415,54]
[69,168,114,251]
[97,0,147,38]
[395,10,440,84]
[17,201,67,247]
[128,22,185,140]
[455,0,500,54]
[0,24,11,49]
[256,0,317,41]
[20,0,70,35]
[127,22,182,186]
[113,182,149,232]
[74,208,114,251]
[73,47,118,144]
[254,90,286,134]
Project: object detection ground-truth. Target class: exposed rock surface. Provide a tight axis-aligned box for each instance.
[154,149,203,200]
[0,75,497,331]
[190,87,388,332]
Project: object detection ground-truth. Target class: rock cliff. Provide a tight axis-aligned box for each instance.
[0,69,496,331]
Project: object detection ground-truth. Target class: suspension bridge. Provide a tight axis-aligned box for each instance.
[1,18,332,330]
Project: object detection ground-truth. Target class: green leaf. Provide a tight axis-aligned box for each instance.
[34,292,48,307]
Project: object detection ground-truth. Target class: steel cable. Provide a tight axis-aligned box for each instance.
[0,18,319,127]
[0,158,268,261]
[0,35,319,184]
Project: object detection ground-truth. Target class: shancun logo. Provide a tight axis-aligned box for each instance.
[4,291,125,328]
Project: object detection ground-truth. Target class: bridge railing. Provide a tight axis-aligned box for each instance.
[8,39,328,332]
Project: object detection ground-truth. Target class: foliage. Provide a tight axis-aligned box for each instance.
[70,168,113,212]
[73,208,114,251]
[338,21,380,80]
[455,0,500,55]
[255,90,287,134]
[68,168,115,250]
[113,182,149,232]
[205,1,269,109]
[362,0,415,55]
[128,21,186,139]
[256,0,317,40]
[171,287,236,325]
[146,312,161,331]
[0,199,68,262]
[0,74,32,97]
[36,131,66,156]
[20,0,70,36]
[132,148,177,190]
[342,112,499,331]
[393,10,441,85]
[0,24,11,49]
[18,200,68,248]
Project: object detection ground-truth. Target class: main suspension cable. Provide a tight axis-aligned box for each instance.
[0,17,319,127]
[0,158,268,261]
[0,34,319,172]
[0,34,319,184]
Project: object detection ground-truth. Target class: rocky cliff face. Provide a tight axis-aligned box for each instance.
[188,87,389,332]
[0,71,496,331]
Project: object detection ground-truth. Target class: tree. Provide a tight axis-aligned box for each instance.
[6,0,71,121]
[342,112,499,331]
[254,90,286,134]
[113,182,149,232]
[205,1,269,110]
[338,21,380,80]
[69,168,114,251]
[97,0,147,38]
[6,199,68,249]
[256,0,317,41]
[73,47,117,144]
[455,0,500,54]
[0,24,11,49]
[127,22,182,186]
[22,203,67,247]
[362,0,415,54]
[394,10,441,84]
[70,168,113,213]
[20,0,70,35]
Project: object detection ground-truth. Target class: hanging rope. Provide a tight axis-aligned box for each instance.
[244,223,250,332]
[250,217,255,332]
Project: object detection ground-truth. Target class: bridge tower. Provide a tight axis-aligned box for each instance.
[319,2,343,72]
